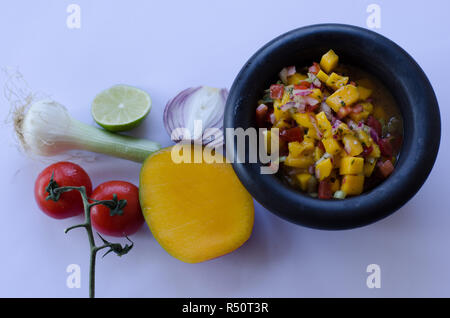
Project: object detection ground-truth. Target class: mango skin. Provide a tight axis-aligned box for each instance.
[139,146,254,263]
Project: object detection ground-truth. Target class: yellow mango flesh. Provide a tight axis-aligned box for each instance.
[139,146,254,263]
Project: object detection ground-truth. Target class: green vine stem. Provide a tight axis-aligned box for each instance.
[46,173,133,298]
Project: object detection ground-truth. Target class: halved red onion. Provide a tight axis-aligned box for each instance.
[163,86,228,148]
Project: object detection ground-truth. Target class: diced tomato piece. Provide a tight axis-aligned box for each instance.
[308,62,320,75]
[367,115,382,137]
[270,84,284,99]
[306,104,320,112]
[378,160,394,178]
[294,82,310,90]
[337,106,353,119]
[279,127,304,143]
[362,145,373,157]
[352,104,363,113]
[317,140,325,152]
[318,180,332,200]
[378,138,393,157]
[256,104,269,128]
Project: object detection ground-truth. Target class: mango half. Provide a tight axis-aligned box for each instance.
[139,146,254,263]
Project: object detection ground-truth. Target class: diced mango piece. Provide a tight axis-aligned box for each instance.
[273,90,291,121]
[315,158,333,181]
[306,127,320,140]
[287,73,308,85]
[364,158,377,177]
[314,145,324,161]
[326,72,349,90]
[293,112,314,128]
[357,86,372,101]
[340,157,364,175]
[349,110,370,122]
[322,137,342,155]
[369,143,381,158]
[361,102,373,114]
[330,176,340,193]
[326,85,360,112]
[320,49,339,73]
[274,119,291,129]
[356,130,371,147]
[301,138,315,154]
[288,139,314,157]
[285,154,314,168]
[335,122,352,138]
[296,173,312,191]
[288,141,303,157]
[315,111,332,138]
[308,88,323,103]
[341,175,365,196]
[316,70,329,83]
[342,135,363,156]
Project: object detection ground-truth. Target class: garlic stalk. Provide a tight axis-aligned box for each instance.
[163,86,228,148]
[14,99,161,162]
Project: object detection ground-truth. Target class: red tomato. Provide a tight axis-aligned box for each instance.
[90,181,144,237]
[34,162,92,219]
[279,127,304,143]
[378,160,395,178]
[318,181,332,200]
[294,82,310,90]
[306,103,320,112]
[367,116,382,137]
[352,104,363,113]
[362,145,374,158]
[270,84,284,99]
[337,106,352,119]
[378,138,393,157]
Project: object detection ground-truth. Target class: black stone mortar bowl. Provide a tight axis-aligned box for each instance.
[224,24,441,230]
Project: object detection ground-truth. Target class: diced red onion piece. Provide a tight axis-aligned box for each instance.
[293,89,313,96]
[286,66,296,76]
[280,102,296,111]
[269,113,276,124]
[279,68,288,84]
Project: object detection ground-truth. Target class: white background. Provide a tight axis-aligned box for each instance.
[0,0,449,297]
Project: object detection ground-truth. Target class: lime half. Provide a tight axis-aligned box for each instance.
[92,85,152,132]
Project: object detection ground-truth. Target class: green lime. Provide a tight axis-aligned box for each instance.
[91,85,152,132]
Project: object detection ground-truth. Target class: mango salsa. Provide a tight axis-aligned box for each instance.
[255,49,403,200]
